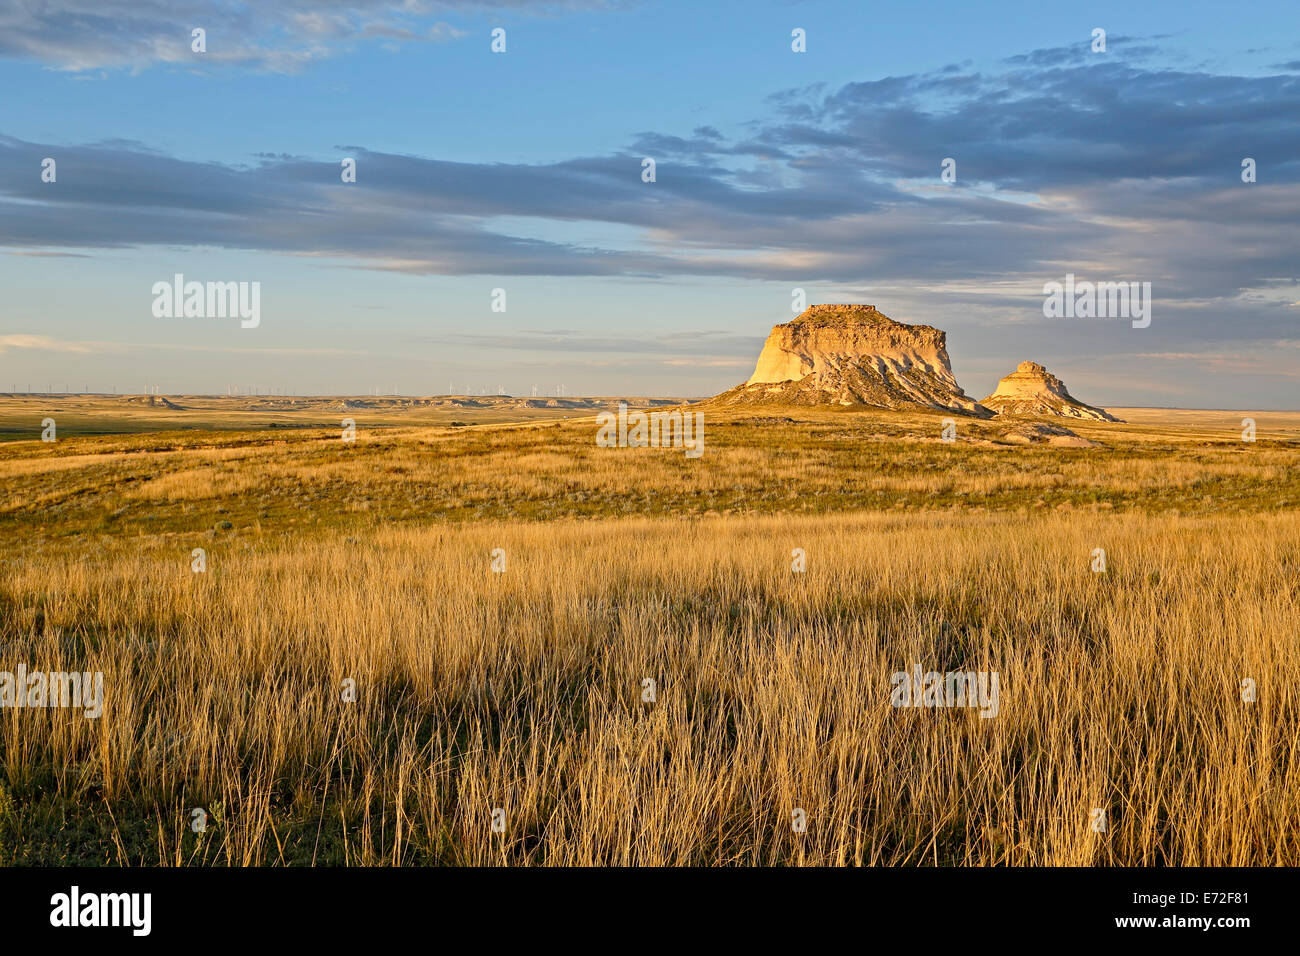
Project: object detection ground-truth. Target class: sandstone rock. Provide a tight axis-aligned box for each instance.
[999,421,1098,447]
[122,394,183,409]
[711,304,993,417]
[981,361,1120,422]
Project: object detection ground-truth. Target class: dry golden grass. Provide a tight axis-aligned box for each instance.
[0,403,1297,865]
[2,513,1297,865]
[3,403,1298,536]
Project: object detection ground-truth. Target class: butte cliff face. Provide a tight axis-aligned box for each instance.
[980,361,1120,422]
[710,304,993,417]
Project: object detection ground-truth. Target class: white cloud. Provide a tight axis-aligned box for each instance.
[0,334,93,354]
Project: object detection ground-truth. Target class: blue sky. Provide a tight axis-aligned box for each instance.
[2,0,1298,405]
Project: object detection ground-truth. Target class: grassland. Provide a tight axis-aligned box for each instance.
[0,396,1297,865]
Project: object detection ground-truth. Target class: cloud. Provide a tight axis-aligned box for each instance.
[421,329,764,355]
[0,334,361,357]
[0,334,94,354]
[0,1,604,72]
[1,39,1298,363]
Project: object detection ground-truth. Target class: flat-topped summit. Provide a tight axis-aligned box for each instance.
[981,361,1120,422]
[712,304,992,416]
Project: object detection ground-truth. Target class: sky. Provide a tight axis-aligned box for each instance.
[1,0,1298,407]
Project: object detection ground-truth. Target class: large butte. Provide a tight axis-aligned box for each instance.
[709,304,993,417]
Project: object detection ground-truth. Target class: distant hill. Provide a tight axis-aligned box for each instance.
[120,394,184,410]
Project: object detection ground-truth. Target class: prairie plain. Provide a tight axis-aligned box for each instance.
[0,395,1297,865]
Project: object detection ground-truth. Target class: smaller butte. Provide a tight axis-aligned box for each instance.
[981,361,1121,422]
